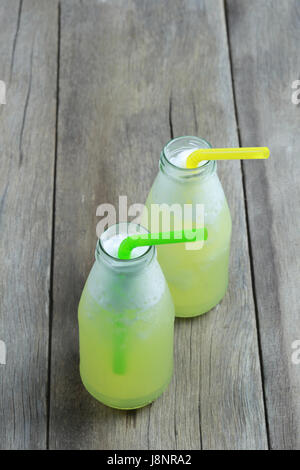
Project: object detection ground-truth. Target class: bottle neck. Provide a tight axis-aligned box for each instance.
[160,136,217,181]
[95,223,156,273]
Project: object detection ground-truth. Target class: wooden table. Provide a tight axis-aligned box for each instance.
[0,0,299,450]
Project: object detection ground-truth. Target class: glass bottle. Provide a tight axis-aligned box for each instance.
[143,136,232,317]
[78,223,175,409]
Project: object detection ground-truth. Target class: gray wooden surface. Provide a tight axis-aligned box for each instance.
[227,0,300,449]
[0,0,58,449]
[0,0,299,450]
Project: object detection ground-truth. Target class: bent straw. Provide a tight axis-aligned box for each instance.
[186,147,270,169]
[113,227,208,375]
[118,228,208,260]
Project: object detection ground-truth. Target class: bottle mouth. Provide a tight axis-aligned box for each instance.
[96,222,154,265]
[161,136,215,179]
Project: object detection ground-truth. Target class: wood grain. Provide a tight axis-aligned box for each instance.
[49,0,267,449]
[226,0,300,449]
[0,0,58,449]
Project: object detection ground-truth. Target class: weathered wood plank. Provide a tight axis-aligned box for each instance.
[0,0,58,449]
[169,1,268,450]
[226,0,300,449]
[49,0,267,449]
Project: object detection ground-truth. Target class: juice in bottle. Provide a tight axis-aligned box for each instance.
[78,223,175,409]
[143,136,232,317]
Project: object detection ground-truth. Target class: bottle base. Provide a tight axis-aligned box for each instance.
[174,288,227,318]
[80,373,172,410]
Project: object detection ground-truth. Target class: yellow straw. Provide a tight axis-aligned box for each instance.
[186,147,270,169]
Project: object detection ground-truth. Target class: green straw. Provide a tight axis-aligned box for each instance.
[112,276,128,375]
[118,228,208,259]
[113,227,208,375]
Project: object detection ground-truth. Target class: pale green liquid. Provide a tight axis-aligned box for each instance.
[156,202,231,316]
[78,285,174,409]
[143,172,232,317]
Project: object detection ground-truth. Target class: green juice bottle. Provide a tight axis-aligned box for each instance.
[143,136,232,317]
[78,223,175,409]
